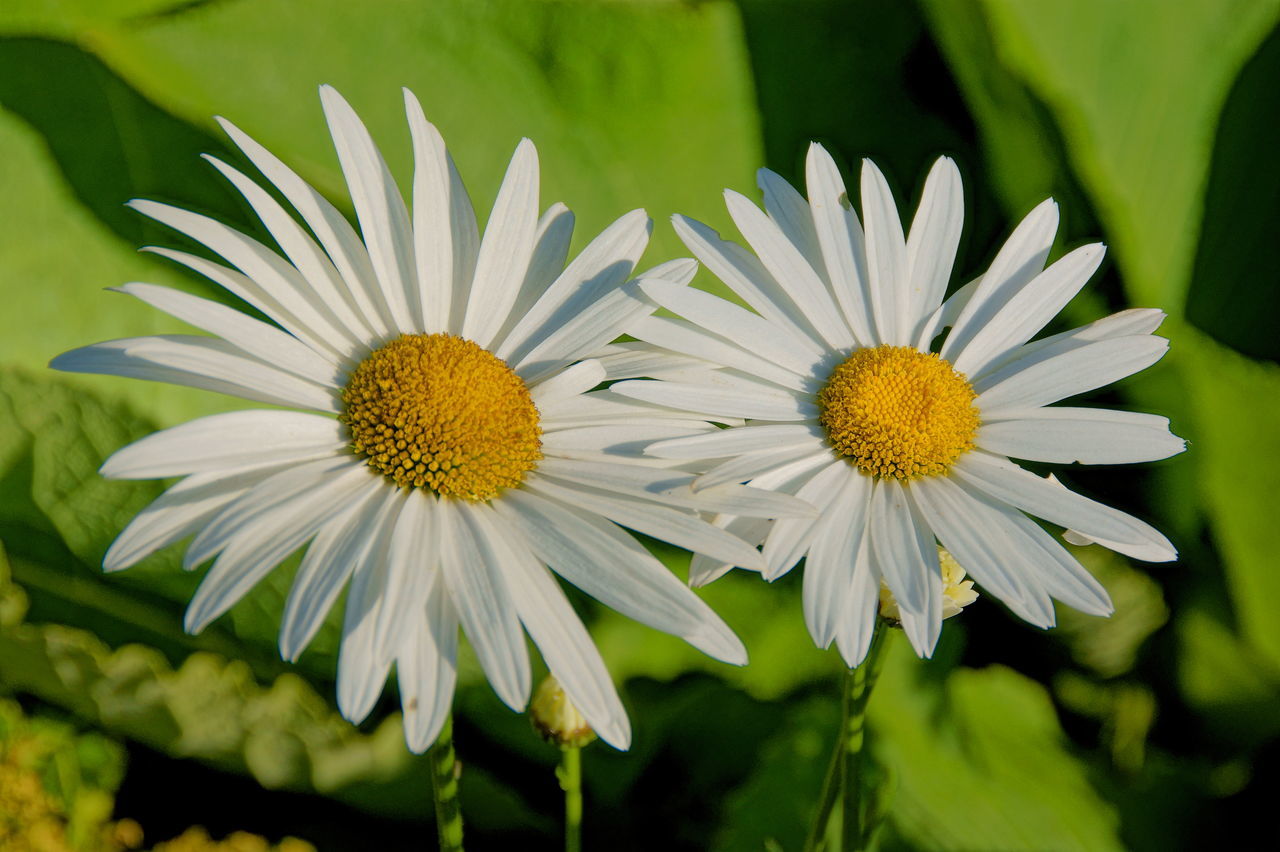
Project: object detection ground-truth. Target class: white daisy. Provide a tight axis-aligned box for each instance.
[50,86,814,751]
[611,147,1185,666]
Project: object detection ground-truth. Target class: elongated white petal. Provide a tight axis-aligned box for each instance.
[404,89,478,334]
[860,160,908,344]
[490,517,631,749]
[833,536,880,667]
[628,316,807,391]
[696,445,832,492]
[943,198,1058,362]
[495,490,746,663]
[803,471,871,647]
[725,189,854,349]
[689,515,772,587]
[514,280,656,383]
[216,116,390,339]
[336,488,404,723]
[115,284,341,386]
[52,336,339,413]
[805,143,874,345]
[648,424,824,460]
[498,209,650,363]
[611,378,816,423]
[399,576,459,753]
[868,479,930,623]
[762,459,851,580]
[543,423,711,458]
[909,475,1056,627]
[974,308,1166,383]
[915,275,981,350]
[184,460,373,633]
[204,155,374,344]
[636,257,698,286]
[101,411,345,479]
[978,408,1185,464]
[759,167,825,274]
[374,489,438,663]
[320,85,418,333]
[525,476,766,571]
[671,214,824,347]
[104,463,290,572]
[530,359,605,405]
[279,481,386,661]
[904,157,963,341]
[975,335,1168,412]
[129,201,351,359]
[490,203,576,345]
[951,451,1176,561]
[440,501,531,711]
[952,243,1105,377]
[463,138,541,348]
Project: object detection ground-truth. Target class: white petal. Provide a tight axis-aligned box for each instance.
[725,189,854,350]
[635,278,824,374]
[833,536,880,667]
[115,283,341,386]
[974,307,1167,382]
[399,576,460,753]
[635,256,698,286]
[104,463,288,572]
[495,489,746,663]
[215,116,390,339]
[951,243,1106,377]
[51,336,340,413]
[696,445,832,492]
[805,143,874,345]
[278,481,387,661]
[375,488,438,663]
[514,280,657,383]
[942,198,1058,363]
[129,201,352,359]
[951,451,1177,561]
[100,411,345,479]
[758,167,825,274]
[803,471,872,647]
[530,359,606,405]
[628,316,808,391]
[499,532,631,749]
[977,408,1186,464]
[974,334,1168,412]
[671,214,824,347]
[319,85,418,333]
[859,160,908,344]
[203,155,374,344]
[762,459,852,580]
[184,459,374,633]
[610,378,816,423]
[462,138,541,348]
[497,210,650,363]
[914,275,981,351]
[489,203,576,345]
[336,488,404,723]
[868,478,940,654]
[440,501,531,711]
[689,515,772,587]
[404,89,478,334]
[909,475,1056,628]
[543,423,712,458]
[648,424,825,460]
[903,157,963,342]
[524,476,766,571]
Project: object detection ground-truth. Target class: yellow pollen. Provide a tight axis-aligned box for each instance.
[817,344,979,480]
[341,333,542,500]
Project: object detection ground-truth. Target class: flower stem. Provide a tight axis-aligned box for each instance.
[430,715,464,852]
[559,745,583,852]
[803,628,891,852]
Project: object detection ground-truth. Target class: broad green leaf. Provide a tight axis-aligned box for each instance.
[871,640,1124,851]
[0,0,186,38]
[974,0,1279,310]
[76,0,761,298]
[1177,603,1280,746]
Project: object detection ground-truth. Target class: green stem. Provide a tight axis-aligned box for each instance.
[430,715,464,852]
[803,628,891,852]
[559,746,583,852]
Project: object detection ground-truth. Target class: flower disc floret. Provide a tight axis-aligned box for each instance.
[817,344,979,480]
[342,333,542,500]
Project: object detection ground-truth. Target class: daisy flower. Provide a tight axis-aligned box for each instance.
[51,86,812,751]
[611,147,1185,666]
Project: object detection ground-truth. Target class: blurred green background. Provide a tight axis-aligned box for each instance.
[1,0,1278,849]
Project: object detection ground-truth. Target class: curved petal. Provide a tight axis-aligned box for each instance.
[977,408,1185,464]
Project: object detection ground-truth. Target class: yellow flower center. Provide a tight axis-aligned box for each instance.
[341,333,542,500]
[817,344,979,480]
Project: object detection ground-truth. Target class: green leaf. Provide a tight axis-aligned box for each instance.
[871,639,1124,851]
[1176,602,1280,746]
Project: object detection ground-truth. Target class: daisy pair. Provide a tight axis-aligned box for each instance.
[53,87,1182,753]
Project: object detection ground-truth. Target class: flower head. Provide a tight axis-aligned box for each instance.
[51,87,813,750]
[612,147,1185,666]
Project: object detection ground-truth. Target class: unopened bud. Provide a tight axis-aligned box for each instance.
[879,546,978,624]
[530,675,595,749]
